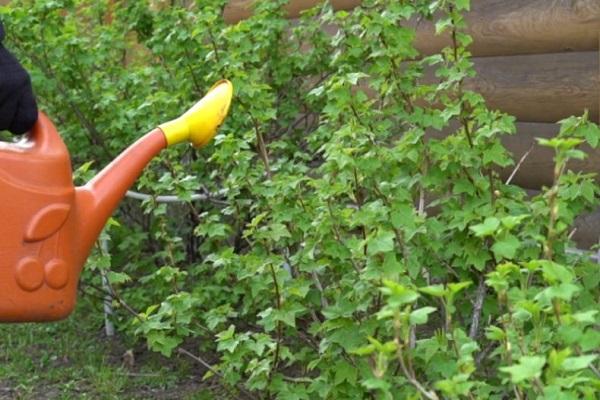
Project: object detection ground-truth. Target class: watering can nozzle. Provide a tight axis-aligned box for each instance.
[159,79,233,148]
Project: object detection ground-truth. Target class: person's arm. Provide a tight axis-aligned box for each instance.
[0,20,38,135]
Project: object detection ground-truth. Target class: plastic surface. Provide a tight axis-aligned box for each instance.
[160,80,233,147]
[0,81,233,322]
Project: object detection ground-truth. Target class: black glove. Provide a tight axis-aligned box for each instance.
[0,21,38,135]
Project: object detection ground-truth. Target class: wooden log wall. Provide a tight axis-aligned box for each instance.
[411,0,600,57]
[225,0,600,247]
[226,1,600,123]
[225,0,600,56]
[470,52,597,123]
[436,52,598,124]
[224,0,361,24]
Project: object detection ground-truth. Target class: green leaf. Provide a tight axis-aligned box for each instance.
[548,348,572,372]
[580,330,600,352]
[351,344,376,356]
[146,332,182,357]
[470,217,500,237]
[542,261,574,284]
[512,308,532,322]
[491,234,520,259]
[485,326,505,341]
[334,361,358,385]
[448,281,472,295]
[381,280,419,306]
[500,356,546,383]
[410,307,437,325]
[391,204,416,231]
[361,377,391,394]
[583,123,600,147]
[572,310,598,324]
[483,142,512,167]
[455,0,471,11]
[562,355,598,371]
[419,284,447,298]
[536,283,581,302]
[368,230,395,255]
[107,271,131,284]
[500,215,528,230]
[435,17,453,35]
[266,223,292,241]
[345,72,368,85]
[537,137,583,150]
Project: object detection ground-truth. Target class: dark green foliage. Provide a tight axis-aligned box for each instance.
[3,0,599,398]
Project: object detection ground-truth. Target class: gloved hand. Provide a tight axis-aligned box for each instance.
[0,21,38,135]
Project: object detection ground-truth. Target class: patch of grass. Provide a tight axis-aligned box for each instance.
[0,299,216,399]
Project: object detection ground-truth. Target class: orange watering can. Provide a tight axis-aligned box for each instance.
[0,80,233,322]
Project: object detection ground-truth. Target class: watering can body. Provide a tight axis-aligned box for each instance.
[0,80,233,322]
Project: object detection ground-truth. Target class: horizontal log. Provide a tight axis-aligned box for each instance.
[572,211,600,249]
[224,0,600,57]
[412,0,600,57]
[223,0,361,24]
[395,51,598,123]
[463,51,598,123]
[497,123,562,189]
[337,52,598,123]
[522,190,599,249]
[501,123,600,189]
[428,121,600,190]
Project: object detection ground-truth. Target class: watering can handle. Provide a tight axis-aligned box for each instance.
[0,112,69,156]
[159,80,233,148]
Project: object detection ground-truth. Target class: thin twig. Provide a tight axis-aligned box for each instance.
[250,114,272,179]
[505,144,534,185]
[85,267,249,397]
[282,375,313,383]
[573,347,600,378]
[394,339,440,400]
[418,187,425,216]
[267,264,283,389]
[119,372,161,377]
[475,341,498,367]
[125,189,227,204]
[177,348,257,400]
[469,275,487,339]
[311,271,329,308]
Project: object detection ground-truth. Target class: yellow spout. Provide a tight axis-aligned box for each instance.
[159,80,234,148]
